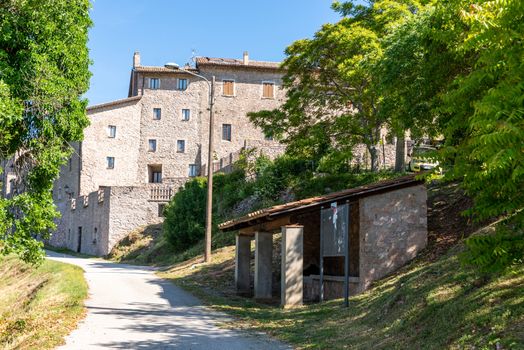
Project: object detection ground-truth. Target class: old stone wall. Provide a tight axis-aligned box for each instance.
[81,99,142,195]
[49,187,111,256]
[106,186,163,255]
[198,66,285,169]
[358,184,427,290]
[137,72,206,180]
[350,141,402,170]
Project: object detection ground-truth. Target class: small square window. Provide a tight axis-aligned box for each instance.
[262,82,274,98]
[177,140,185,153]
[188,164,198,177]
[108,125,116,138]
[177,78,188,91]
[148,139,157,152]
[107,157,115,169]
[149,78,160,89]
[222,124,232,141]
[223,80,234,96]
[153,108,161,120]
[182,109,190,121]
[264,134,273,141]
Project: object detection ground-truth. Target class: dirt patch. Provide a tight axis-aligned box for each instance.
[426,181,493,261]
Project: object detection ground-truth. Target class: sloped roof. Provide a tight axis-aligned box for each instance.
[219,174,424,231]
[195,57,282,70]
[133,66,199,73]
[87,96,142,112]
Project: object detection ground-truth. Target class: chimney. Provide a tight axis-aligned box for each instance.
[133,51,141,68]
[243,51,249,65]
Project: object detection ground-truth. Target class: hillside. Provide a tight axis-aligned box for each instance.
[156,181,523,349]
[0,256,87,349]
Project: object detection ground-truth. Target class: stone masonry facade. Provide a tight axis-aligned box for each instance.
[48,52,288,255]
[1,51,409,256]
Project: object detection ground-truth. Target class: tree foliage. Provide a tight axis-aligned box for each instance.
[249,0,428,172]
[0,0,91,263]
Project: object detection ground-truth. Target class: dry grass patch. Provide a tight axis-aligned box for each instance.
[0,255,87,350]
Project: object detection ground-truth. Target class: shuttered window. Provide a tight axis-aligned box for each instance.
[223,80,234,96]
[222,124,232,141]
[262,82,274,98]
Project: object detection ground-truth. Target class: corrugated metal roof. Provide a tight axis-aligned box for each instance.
[219,174,424,231]
[87,96,142,112]
[195,57,281,70]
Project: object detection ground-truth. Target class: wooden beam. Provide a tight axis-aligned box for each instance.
[238,216,293,235]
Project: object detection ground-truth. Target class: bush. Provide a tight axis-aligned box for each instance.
[164,178,212,251]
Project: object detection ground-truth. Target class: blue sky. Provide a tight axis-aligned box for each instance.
[86,1,341,105]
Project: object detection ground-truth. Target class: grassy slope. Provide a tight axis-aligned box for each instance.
[0,256,87,350]
[160,228,524,349]
[158,183,524,349]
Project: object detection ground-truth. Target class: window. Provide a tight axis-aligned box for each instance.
[149,78,160,89]
[223,80,234,96]
[264,134,274,141]
[108,125,116,138]
[153,108,161,120]
[107,157,115,169]
[177,140,185,153]
[222,124,232,141]
[148,165,162,183]
[189,164,198,177]
[158,204,166,217]
[177,78,188,91]
[262,82,275,98]
[181,109,190,121]
[69,158,72,171]
[93,227,98,244]
[148,139,157,152]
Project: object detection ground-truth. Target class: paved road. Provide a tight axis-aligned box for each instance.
[47,251,291,350]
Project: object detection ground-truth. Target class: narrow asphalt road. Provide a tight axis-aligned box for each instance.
[46,251,291,350]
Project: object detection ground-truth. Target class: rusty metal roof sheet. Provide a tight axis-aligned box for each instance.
[219,174,424,231]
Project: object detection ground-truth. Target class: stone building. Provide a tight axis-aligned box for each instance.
[219,175,427,307]
[47,51,287,255]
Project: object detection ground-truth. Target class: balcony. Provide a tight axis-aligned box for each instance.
[149,186,174,202]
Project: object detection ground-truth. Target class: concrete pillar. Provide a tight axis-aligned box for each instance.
[235,235,251,294]
[254,231,273,299]
[281,225,304,307]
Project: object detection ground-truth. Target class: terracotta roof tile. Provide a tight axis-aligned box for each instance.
[195,57,282,70]
[134,66,199,73]
[87,96,141,112]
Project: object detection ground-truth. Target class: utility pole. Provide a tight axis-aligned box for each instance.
[204,76,215,263]
[163,62,215,263]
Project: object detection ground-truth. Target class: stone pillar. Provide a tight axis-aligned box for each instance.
[235,235,251,294]
[254,231,273,299]
[281,225,304,307]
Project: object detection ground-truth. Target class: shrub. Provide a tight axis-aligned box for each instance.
[164,178,212,251]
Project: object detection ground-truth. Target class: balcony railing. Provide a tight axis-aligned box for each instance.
[149,186,174,202]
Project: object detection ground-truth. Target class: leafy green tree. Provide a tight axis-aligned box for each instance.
[249,1,426,172]
[0,0,91,263]
[378,0,524,270]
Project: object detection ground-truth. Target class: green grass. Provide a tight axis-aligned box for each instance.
[44,245,97,259]
[108,224,235,266]
[160,229,524,349]
[0,255,88,350]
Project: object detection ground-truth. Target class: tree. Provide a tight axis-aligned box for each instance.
[0,0,91,263]
[378,0,524,270]
[249,1,427,172]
